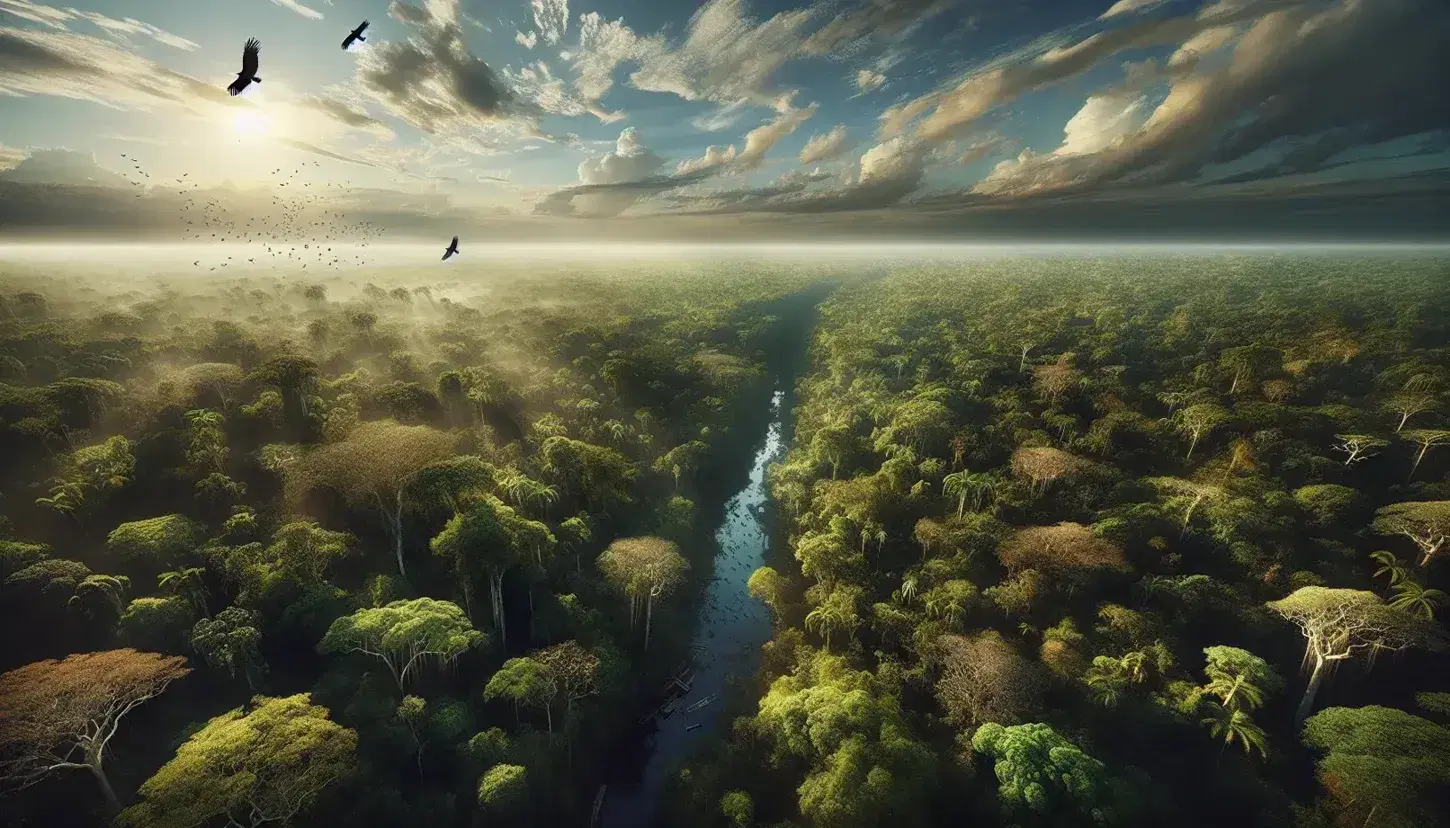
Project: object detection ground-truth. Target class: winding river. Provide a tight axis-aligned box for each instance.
[601,389,785,828]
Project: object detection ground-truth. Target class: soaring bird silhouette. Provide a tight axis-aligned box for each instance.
[227,38,261,96]
[442,236,460,260]
[342,21,369,50]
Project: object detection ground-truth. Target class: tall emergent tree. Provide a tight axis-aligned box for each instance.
[288,421,454,578]
[1374,501,1450,566]
[318,598,484,693]
[118,694,357,828]
[1173,402,1228,460]
[430,494,540,648]
[1266,587,1435,722]
[598,536,689,650]
[0,650,190,812]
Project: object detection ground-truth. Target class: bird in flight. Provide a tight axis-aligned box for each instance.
[227,38,261,97]
[442,236,460,260]
[342,21,369,50]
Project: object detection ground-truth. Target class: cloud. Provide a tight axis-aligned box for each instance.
[675,135,933,215]
[665,166,835,210]
[274,137,387,168]
[504,58,626,123]
[800,124,850,164]
[892,0,1292,142]
[0,25,239,111]
[1055,87,1147,156]
[515,30,536,48]
[538,127,737,216]
[1099,0,1166,20]
[531,0,568,46]
[579,127,664,185]
[626,0,815,106]
[62,9,199,50]
[691,100,749,132]
[855,68,885,94]
[0,1,197,49]
[0,0,68,28]
[265,0,324,20]
[0,147,127,186]
[674,93,816,175]
[803,0,955,55]
[356,0,539,140]
[676,144,738,175]
[969,0,1450,199]
[736,93,817,167]
[0,142,29,169]
[296,95,395,138]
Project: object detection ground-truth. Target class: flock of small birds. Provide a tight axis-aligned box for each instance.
[116,21,462,273]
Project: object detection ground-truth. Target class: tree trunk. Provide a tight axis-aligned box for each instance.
[1187,432,1200,459]
[88,761,120,814]
[545,705,553,733]
[644,593,654,651]
[490,573,507,651]
[527,587,535,647]
[1410,444,1429,480]
[392,491,407,579]
[1295,655,1327,724]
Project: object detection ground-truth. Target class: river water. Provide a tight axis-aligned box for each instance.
[601,389,785,828]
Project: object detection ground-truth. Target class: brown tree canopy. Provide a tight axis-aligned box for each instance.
[286,420,456,511]
[1033,355,1080,402]
[0,649,190,808]
[936,631,1046,728]
[1010,446,1092,490]
[998,522,1127,574]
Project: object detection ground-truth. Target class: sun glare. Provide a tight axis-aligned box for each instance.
[232,109,273,138]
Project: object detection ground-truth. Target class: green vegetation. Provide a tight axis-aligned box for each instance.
[0,262,819,825]
[660,256,1450,828]
[4,254,1450,828]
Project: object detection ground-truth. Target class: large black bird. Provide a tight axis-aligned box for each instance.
[442,236,460,261]
[227,38,261,97]
[342,20,369,50]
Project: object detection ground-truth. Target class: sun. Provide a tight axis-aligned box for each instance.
[232,109,273,138]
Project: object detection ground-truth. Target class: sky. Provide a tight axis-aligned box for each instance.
[0,0,1447,240]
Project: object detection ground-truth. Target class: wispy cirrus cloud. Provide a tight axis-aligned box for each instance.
[263,0,325,21]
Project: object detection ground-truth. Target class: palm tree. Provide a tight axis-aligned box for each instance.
[942,471,994,519]
[1085,660,1128,708]
[894,573,919,605]
[805,591,857,651]
[1370,550,1409,594]
[1202,707,1269,760]
[1388,577,1447,620]
[1203,671,1265,712]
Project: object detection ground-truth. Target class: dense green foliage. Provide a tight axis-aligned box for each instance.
[4,254,1450,827]
[0,262,820,825]
[661,256,1450,828]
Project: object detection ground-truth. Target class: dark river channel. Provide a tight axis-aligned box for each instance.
[600,389,785,827]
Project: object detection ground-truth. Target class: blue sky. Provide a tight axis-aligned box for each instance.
[0,0,1447,233]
